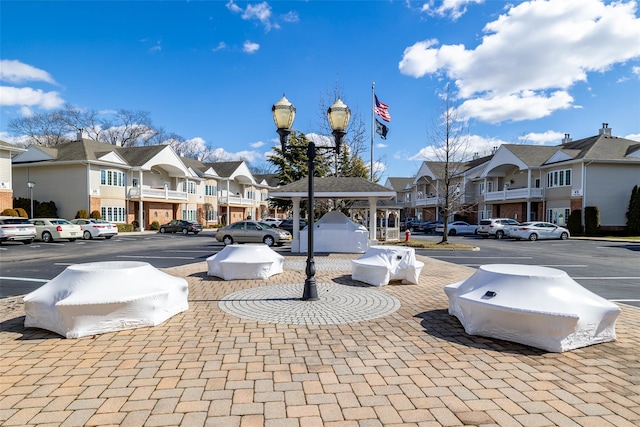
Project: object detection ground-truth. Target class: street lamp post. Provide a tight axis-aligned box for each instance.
[27,181,35,218]
[272,95,350,301]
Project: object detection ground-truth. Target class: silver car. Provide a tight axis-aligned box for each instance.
[510,222,570,241]
[0,216,36,244]
[215,220,292,247]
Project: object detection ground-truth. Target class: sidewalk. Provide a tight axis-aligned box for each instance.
[1,253,639,426]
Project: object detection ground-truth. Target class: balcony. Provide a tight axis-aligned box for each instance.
[484,187,543,202]
[414,196,441,207]
[219,195,255,206]
[129,187,188,201]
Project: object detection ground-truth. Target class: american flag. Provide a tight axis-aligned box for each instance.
[374,95,391,122]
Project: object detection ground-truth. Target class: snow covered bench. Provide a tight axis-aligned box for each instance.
[444,264,621,352]
[351,245,424,286]
[207,244,284,280]
[24,261,189,339]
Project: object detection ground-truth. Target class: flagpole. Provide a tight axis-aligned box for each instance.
[371,82,375,181]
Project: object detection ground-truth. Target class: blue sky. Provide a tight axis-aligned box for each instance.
[2,0,639,181]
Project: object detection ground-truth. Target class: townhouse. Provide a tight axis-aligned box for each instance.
[0,140,26,212]
[9,138,274,230]
[393,124,640,232]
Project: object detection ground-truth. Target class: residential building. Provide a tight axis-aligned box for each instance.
[0,140,27,212]
[10,138,275,229]
[477,124,640,231]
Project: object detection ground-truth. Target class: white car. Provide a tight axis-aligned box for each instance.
[261,218,282,227]
[435,221,478,236]
[71,218,119,240]
[510,222,570,241]
[29,218,82,243]
[0,216,36,244]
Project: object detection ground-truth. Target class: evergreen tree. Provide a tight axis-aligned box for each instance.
[626,185,640,235]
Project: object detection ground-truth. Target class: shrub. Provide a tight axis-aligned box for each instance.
[1,208,18,216]
[567,209,582,235]
[132,220,140,230]
[90,210,102,219]
[15,207,28,218]
[117,223,133,232]
[150,221,160,230]
[584,206,600,236]
[75,209,89,219]
[626,185,640,236]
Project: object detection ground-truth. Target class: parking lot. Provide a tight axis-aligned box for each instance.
[1,230,638,307]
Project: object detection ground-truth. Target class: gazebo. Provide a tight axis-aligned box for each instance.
[269,177,398,252]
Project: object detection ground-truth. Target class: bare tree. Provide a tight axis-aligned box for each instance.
[426,84,471,244]
[7,111,69,147]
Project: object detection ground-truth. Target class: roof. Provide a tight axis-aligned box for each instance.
[270,177,396,199]
[0,140,27,153]
[385,177,414,192]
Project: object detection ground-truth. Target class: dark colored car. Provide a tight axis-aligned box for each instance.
[418,220,444,233]
[402,220,427,232]
[159,219,203,235]
[277,219,308,233]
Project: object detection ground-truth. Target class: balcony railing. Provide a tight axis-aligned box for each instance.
[484,187,543,201]
[219,195,255,206]
[128,187,188,200]
[414,196,441,207]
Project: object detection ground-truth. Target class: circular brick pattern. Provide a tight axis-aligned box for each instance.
[219,283,400,325]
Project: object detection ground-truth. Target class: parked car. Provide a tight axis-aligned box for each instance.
[402,220,427,232]
[0,216,36,244]
[159,220,202,235]
[477,218,521,239]
[435,221,478,236]
[215,220,292,246]
[261,218,282,227]
[29,218,82,242]
[510,222,570,241]
[71,218,119,240]
[418,220,444,233]
[277,219,307,233]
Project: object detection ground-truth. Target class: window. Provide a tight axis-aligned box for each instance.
[101,206,126,223]
[206,209,217,222]
[547,169,572,188]
[100,170,125,187]
[181,181,197,194]
[547,208,570,226]
[182,209,197,221]
[205,184,217,196]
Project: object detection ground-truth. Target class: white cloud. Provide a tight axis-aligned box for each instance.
[227,0,274,31]
[243,41,260,54]
[282,11,299,23]
[212,42,228,52]
[518,130,565,145]
[376,142,388,148]
[0,86,64,109]
[251,140,265,148]
[633,66,640,78]
[206,147,263,163]
[420,0,484,21]
[457,90,574,123]
[409,133,511,161]
[0,59,57,84]
[625,133,640,142]
[400,0,640,123]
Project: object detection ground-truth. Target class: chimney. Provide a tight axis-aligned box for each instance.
[599,123,611,136]
[76,128,83,141]
[473,152,479,159]
[562,133,572,144]
[491,146,498,154]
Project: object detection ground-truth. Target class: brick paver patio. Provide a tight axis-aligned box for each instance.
[1,252,639,426]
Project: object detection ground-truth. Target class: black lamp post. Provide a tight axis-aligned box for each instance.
[272,95,351,301]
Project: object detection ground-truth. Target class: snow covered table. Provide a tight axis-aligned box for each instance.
[24,261,189,339]
[207,244,284,280]
[444,264,621,352]
[351,245,424,286]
